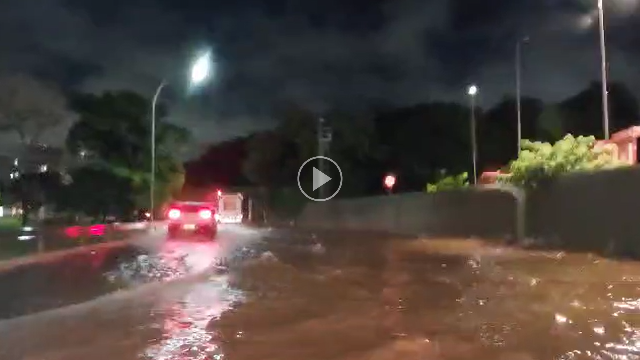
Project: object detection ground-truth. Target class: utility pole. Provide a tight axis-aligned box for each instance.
[597,0,610,139]
[317,117,332,199]
[515,40,523,153]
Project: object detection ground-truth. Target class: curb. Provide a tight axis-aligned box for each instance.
[0,237,136,273]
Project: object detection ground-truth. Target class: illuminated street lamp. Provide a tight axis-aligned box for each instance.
[467,84,478,185]
[383,173,396,194]
[150,51,213,228]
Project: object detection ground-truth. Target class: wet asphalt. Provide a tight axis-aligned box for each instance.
[2,226,640,359]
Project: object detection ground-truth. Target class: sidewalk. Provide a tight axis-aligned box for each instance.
[0,224,157,272]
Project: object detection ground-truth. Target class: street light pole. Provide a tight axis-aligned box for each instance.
[597,0,610,139]
[148,51,212,232]
[515,39,525,153]
[317,117,332,199]
[467,85,478,185]
[150,80,167,230]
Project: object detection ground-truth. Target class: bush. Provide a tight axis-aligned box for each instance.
[426,171,469,193]
[499,134,628,187]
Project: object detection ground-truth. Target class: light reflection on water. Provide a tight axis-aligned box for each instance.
[117,239,256,360]
[142,278,244,360]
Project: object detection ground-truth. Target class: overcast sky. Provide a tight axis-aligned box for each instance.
[0,0,639,151]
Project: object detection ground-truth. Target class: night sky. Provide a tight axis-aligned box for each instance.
[1,0,639,150]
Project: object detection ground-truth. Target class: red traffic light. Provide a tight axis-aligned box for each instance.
[383,174,396,189]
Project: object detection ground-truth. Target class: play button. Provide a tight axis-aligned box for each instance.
[298,156,343,201]
[312,167,331,190]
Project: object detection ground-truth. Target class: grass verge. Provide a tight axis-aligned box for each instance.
[0,217,23,232]
[0,230,135,261]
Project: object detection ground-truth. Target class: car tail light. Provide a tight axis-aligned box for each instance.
[199,209,212,219]
[168,208,181,219]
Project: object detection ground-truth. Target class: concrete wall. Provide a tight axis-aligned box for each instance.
[526,166,640,255]
[297,166,640,255]
[297,189,517,240]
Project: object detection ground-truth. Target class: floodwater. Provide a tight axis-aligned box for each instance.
[2,226,640,359]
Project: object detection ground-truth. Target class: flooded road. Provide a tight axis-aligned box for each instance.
[2,227,640,359]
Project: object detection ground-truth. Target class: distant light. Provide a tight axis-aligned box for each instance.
[467,85,478,96]
[217,190,222,196]
[39,164,48,173]
[190,51,212,85]
[384,174,396,189]
[13,158,18,166]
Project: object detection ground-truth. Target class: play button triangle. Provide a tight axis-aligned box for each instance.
[312,167,331,191]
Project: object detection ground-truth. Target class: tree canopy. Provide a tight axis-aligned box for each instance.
[500,135,627,188]
[65,90,191,217]
[0,73,71,144]
[184,80,640,206]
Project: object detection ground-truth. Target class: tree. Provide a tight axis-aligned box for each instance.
[56,166,134,220]
[536,105,565,142]
[499,134,627,188]
[66,91,191,213]
[426,170,469,193]
[0,74,72,224]
[7,171,64,225]
[479,96,544,169]
[559,82,640,138]
[0,73,71,144]
[375,102,472,191]
[242,131,293,188]
[184,137,250,188]
[242,104,381,196]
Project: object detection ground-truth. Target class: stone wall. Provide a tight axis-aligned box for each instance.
[297,166,640,255]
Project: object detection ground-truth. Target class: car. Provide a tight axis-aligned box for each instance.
[166,201,218,240]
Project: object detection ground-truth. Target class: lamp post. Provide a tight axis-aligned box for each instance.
[150,51,212,229]
[467,84,478,185]
[597,0,610,140]
[515,37,529,153]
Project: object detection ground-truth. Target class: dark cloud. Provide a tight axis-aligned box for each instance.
[0,0,639,149]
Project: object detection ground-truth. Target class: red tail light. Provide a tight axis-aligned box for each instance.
[168,208,181,219]
[198,209,212,219]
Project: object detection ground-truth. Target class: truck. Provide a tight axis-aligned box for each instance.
[216,192,243,224]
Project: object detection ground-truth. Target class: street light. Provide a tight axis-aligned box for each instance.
[467,85,478,185]
[597,0,610,139]
[515,37,529,153]
[150,51,213,228]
